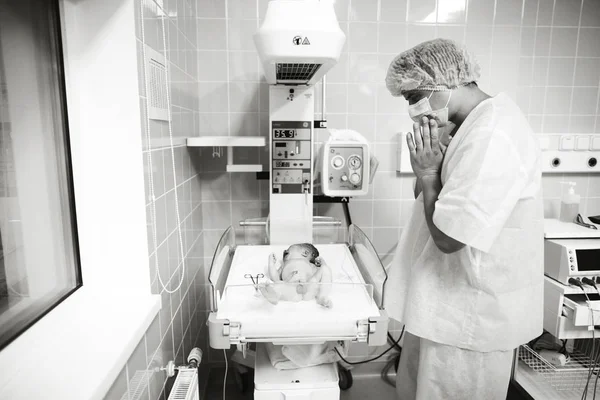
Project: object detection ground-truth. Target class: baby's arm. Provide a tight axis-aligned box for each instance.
[260,253,284,305]
[266,253,282,282]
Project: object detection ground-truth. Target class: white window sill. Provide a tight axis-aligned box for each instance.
[0,288,161,400]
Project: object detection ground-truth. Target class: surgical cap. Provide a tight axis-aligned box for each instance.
[385,38,481,96]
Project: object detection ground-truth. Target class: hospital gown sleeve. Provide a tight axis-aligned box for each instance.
[432,129,527,253]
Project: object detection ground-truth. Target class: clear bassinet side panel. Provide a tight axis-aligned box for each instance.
[217,282,377,342]
[238,216,344,245]
[208,226,236,312]
[348,224,388,310]
[239,217,269,245]
[219,282,375,314]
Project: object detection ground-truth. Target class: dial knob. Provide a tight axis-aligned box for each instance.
[350,173,360,184]
[349,156,362,169]
[341,174,348,182]
[332,156,344,169]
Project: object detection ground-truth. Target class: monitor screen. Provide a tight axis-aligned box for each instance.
[576,249,600,271]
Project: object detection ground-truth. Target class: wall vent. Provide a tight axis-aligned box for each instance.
[144,45,169,121]
[276,63,322,84]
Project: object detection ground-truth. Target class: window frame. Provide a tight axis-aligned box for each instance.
[0,0,83,351]
[0,0,160,397]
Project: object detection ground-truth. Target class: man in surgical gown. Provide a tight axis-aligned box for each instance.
[384,38,544,399]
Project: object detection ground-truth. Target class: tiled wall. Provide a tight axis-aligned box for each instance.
[197,0,600,267]
[105,0,208,399]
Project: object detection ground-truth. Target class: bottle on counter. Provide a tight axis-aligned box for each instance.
[559,181,580,223]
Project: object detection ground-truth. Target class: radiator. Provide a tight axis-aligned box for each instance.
[167,367,200,400]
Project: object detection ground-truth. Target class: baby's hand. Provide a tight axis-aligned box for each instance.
[314,256,323,267]
[269,253,277,266]
[317,295,332,308]
[267,253,281,282]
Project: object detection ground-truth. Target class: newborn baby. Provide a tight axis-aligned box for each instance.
[259,243,333,308]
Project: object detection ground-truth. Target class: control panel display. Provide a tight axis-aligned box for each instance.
[271,121,312,194]
[576,249,600,271]
[274,129,296,138]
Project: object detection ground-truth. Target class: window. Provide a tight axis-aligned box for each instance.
[0,0,81,349]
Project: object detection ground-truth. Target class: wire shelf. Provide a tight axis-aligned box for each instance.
[519,343,600,392]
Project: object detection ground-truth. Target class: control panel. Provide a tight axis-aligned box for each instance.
[545,238,600,285]
[322,144,369,196]
[271,121,312,194]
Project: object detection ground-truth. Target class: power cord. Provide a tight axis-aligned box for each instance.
[342,201,353,227]
[594,285,600,400]
[583,278,598,291]
[223,349,228,400]
[584,309,596,400]
[380,333,403,388]
[389,332,402,352]
[570,277,586,291]
[571,278,597,400]
[582,278,600,400]
[335,326,404,365]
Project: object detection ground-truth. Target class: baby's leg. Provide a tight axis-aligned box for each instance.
[258,283,280,305]
[303,276,320,301]
[259,282,304,304]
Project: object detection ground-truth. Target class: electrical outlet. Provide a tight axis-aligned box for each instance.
[560,136,575,151]
[575,135,591,151]
[538,135,550,151]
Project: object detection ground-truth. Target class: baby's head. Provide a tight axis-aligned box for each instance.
[282,243,319,263]
[280,243,319,284]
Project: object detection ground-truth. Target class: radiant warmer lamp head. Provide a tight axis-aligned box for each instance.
[254,0,346,86]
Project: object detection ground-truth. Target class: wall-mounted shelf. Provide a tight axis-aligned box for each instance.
[186,136,266,147]
[149,137,187,147]
[186,136,266,172]
[226,164,263,172]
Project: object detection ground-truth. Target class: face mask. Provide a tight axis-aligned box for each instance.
[407,91,452,127]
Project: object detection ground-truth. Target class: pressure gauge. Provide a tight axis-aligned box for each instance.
[348,155,361,169]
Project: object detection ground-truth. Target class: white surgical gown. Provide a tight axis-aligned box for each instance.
[396,331,514,400]
[385,92,544,352]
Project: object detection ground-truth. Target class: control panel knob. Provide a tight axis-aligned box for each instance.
[332,156,344,169]
[350,173,360,184]
[341,174,348,182]
[349,156,362,169]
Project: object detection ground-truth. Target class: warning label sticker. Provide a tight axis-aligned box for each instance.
[292,36,311,45]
